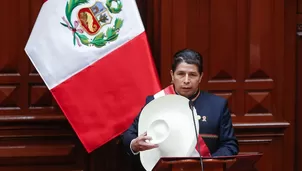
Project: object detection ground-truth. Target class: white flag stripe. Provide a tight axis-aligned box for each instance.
[25,0,144,89]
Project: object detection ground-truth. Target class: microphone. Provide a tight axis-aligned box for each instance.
[188,100,204,171]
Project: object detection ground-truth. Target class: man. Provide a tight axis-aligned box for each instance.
[121,49,239,170]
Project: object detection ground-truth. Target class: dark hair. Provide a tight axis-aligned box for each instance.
[171,49,203,74]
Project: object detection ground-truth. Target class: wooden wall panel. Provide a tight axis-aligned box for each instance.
[284,0,297,171]
[296,0,302,167]
[295,33,302,171]
[299,0,302,13]
[158,0,287,120]
[156,0,296,171]
[0,0,88,170]
[0,0,63,117]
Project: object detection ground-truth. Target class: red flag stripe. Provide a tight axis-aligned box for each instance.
[51,32,160,152]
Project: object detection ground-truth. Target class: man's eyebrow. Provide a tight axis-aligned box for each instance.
[176,70,197,73]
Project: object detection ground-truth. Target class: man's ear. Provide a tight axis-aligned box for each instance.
[199,73,203,83]
[170,70,174,83]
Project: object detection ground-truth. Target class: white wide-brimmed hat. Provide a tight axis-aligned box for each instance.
[138,94,199,171]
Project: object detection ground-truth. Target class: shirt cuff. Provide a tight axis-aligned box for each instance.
[130,139,139,155]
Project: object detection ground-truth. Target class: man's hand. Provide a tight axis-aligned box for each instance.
[131,132,159,153]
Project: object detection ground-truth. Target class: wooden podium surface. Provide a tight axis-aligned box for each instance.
[152,152,262,171]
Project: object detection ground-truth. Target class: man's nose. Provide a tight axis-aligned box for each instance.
[184,74,190,84]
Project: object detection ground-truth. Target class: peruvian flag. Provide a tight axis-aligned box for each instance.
[25,0,160,153]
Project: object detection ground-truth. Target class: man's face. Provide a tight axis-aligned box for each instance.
[170,62,202,98]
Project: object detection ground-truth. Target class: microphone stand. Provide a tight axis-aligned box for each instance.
[189,101,204,171]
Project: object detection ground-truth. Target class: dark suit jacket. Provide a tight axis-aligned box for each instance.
[121,91,239,170]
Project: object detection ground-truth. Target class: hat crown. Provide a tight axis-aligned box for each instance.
[147,119,170,144]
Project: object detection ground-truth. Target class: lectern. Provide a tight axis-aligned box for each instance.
[152,152,262,171]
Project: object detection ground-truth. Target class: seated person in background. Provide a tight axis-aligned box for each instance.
[121,49,239,170]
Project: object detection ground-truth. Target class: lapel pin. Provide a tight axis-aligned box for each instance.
[202,116,207,122]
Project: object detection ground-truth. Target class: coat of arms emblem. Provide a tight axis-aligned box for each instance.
[60,0,123,48]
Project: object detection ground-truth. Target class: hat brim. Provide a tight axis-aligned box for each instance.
[138,95,199,171]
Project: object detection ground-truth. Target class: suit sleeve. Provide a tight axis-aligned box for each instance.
[212,100,239,156]
[121,96,154,156]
